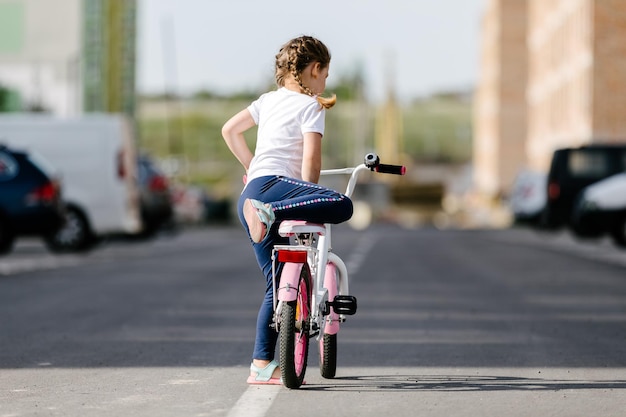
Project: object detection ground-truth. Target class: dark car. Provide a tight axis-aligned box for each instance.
[0,144,64,254]
[137,154,173,236]
[542,144,626,230]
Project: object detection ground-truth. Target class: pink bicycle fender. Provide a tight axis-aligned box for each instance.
[277,262,305,302]
[324,263,340,335]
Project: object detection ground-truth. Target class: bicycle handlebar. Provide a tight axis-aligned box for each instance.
[364,153,406,176]
[373,163,406,175]
[320,153,406,198]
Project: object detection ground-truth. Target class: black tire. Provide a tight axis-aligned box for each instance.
[44,207,96,253]
[569,222,604,239]
[279,265,311,389]
[319,333,337,379]
[610,216,626,248]
[0,218,15,256]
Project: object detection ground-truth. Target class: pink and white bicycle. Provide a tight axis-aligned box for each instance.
[271,153,406,388]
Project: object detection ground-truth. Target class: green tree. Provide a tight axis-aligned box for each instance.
[0,85,9,112]
[330,66,366,101]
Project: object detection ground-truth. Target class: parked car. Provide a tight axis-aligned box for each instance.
[171,184,231,225]
[0,144,64,255]
[542,144,626,229]
[0,114,142,252]
[571,172,626,245]
[137,154,173,235]
[171,185,209,225]
[508,169,547,226]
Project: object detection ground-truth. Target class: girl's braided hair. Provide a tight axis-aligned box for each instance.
[275,36,336,109]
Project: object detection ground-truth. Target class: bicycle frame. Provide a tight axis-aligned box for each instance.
[271,163,371,337]
[271,153,405,387]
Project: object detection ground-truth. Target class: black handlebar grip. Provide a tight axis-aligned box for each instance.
[374,164,406,175]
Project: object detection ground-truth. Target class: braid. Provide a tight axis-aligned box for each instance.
[293,71,315,98]
[274,36,336,109]
[291,40,315,97]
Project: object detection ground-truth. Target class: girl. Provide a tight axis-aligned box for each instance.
[221,35,353,384]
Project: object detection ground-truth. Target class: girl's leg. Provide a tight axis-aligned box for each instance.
[250,268,279,373]
[257,176,353,225]
[238,179,288,364]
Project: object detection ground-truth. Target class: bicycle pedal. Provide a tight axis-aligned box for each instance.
[330,295,357,315]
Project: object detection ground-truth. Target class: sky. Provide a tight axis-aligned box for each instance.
[137,0,485,103]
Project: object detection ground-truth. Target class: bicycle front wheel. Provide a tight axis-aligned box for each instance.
[320,262,339,378]
[319,333,337,378]
[279,264,311,389]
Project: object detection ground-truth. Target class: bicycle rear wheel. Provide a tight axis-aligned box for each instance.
[279,264,311,389]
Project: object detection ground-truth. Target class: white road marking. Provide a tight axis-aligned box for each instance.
[226,385,281,417]
[346,231,378,275]
[0,256,82,275]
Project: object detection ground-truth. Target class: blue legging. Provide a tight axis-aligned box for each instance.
[237,175,353,361]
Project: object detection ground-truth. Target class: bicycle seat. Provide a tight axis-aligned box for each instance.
[278,220,326,237]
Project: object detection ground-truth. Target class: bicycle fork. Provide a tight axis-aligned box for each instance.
[324,254,357,334]
[317,229,357,330]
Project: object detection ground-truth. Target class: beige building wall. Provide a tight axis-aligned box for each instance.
[592,0,626,141]
[473,0,527,198]
[527,0,626,171]
[527,0,595,170]
[475,0,626,199]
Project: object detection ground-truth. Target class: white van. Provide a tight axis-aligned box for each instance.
[0,114,142,252]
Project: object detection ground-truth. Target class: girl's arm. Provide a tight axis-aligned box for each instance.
[221,109,256,171]
[302,132,322,183]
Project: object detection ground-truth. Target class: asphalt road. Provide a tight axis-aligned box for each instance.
[1,224,626,416]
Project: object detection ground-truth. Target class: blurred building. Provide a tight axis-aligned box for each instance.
[83,0,137,116]
[473,0,527,198]
[473,0,626,200]
[375,53,404,171]
[0,0,136,117]
[0,0,81,114]
[526,0,626,169]
[375,90,404,171]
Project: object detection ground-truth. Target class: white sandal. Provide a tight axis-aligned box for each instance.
[244,199,275,243]
[246,360,282,385]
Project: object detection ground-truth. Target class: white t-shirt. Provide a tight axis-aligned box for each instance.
[246,87,325,182]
